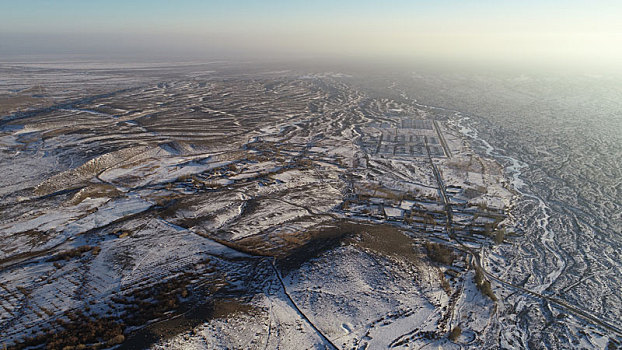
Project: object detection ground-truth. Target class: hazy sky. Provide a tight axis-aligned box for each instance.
[1,0,621,70]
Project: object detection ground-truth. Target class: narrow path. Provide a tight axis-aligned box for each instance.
[270,259,339,350]
[157,216,340,347]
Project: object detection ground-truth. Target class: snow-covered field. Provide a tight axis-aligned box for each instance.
[0,62,618,349]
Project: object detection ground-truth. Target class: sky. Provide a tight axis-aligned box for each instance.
[1,0,621,71]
